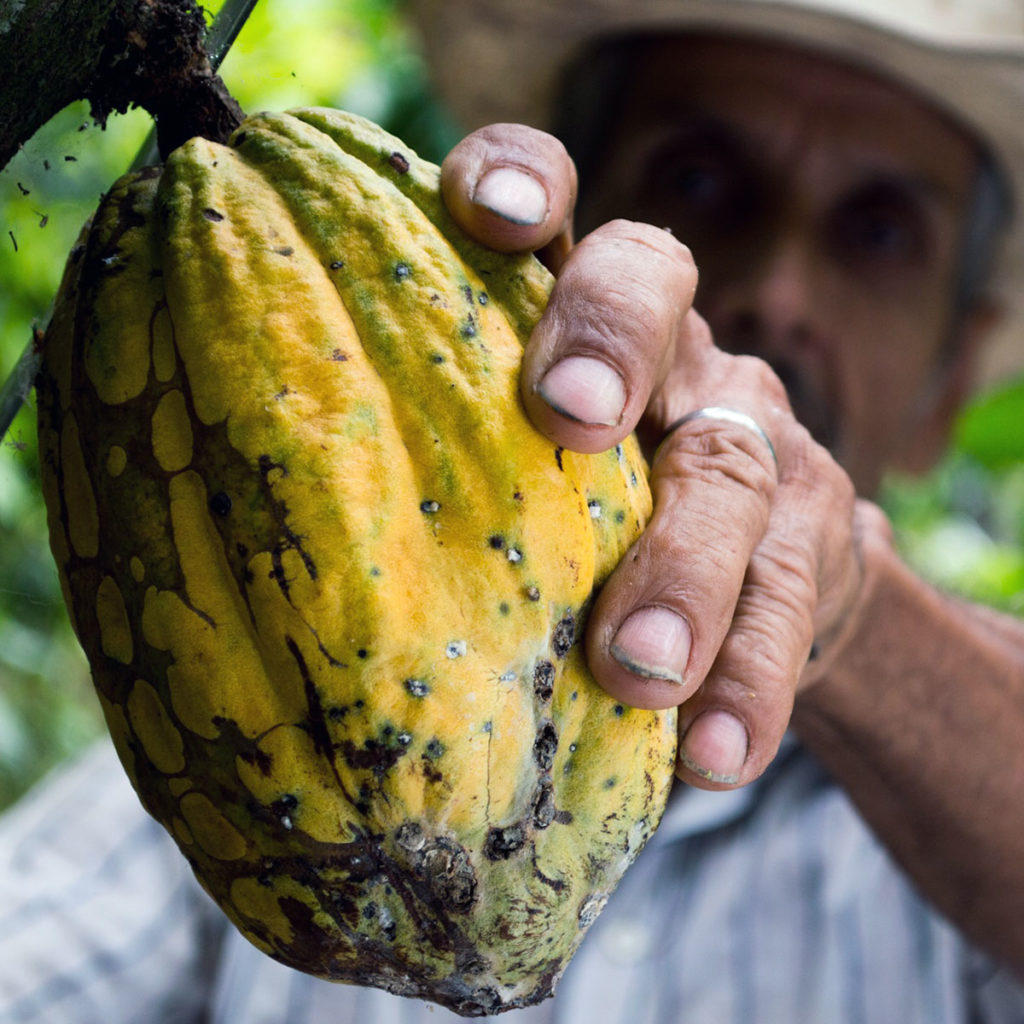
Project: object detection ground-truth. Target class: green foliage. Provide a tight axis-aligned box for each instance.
[955,375,1024,470]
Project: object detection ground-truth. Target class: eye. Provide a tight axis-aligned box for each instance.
[829,182,928,266]
[639,132,760,233]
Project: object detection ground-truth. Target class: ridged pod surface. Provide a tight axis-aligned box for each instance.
[36,109,677,1016]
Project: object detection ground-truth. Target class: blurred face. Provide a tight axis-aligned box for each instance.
[578,35,986,494]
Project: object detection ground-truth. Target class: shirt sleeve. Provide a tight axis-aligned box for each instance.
[0,741,227,1024]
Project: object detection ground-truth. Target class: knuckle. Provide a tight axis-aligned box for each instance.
[658,420,778,505]
[732,353,790,411]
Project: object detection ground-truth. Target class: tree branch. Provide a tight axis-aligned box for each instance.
[0,0,244,173]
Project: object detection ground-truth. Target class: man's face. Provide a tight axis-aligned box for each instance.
[577,34,985,495]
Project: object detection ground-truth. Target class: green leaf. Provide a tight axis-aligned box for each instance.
[955,374,1024,468]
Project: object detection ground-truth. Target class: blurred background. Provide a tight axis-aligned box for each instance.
[0,0,1022,812]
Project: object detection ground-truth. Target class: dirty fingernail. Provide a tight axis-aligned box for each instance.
[610,607,690,685]
[538,356,626,427]
[473,167,549,225]
[679,710,748,785]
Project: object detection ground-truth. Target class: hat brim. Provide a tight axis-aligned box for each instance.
[412,0,1024,387]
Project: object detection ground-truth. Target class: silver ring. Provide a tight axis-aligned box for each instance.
[659,406,777,466]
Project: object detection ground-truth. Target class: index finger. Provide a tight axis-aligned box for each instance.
[440,124,577,266]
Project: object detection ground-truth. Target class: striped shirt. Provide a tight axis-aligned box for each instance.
[1,737,1021,1024]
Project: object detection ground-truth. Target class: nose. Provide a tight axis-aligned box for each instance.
[697,232,840,451]
[700,234,822,358]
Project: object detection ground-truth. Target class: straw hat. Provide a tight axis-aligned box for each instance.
[410,0,1024,387]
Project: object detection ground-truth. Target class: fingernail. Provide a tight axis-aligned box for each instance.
[538,356,626,427]
[473,167,548,225]
[610,607,690,685]
[679,711,748,785]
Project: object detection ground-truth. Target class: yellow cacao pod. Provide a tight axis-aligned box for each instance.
[36,108,677,1016]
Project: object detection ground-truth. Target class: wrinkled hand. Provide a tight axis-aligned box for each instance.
[441,125,876,788]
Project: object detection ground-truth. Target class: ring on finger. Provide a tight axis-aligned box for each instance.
[658,406,778,468]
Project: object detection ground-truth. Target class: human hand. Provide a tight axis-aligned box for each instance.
[441,125,877,788]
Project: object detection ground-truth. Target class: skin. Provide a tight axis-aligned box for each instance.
[438,35,1024,971]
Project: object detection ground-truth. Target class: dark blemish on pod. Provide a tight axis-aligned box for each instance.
[331,349,348,361]
[631,472,639,486]
[613,704,625,717]
[533,782,556,829]
[329,260,345,270]
[396,821,425,852]
[534,722,558,772]
[274,246,294,257]
[421,499,441,514]
[484,824,526,860]
[388,151,410,174]
[488,535,504,550]
[604,777,618,789]
[422,838,477,912]
[257,453,286,479]
[209,491,232,517]
[354,699,365,709]
[552,612,576,657]
[394,262,412,282]
[478,292,489,305]
[370,567,381,577]
[236,542,249,558]
[499,602,510,615]
[461,314,477,339]
[533,660,555,701]
[462,285,474,304]
[202,207,225,222]
[430,353,445,364]
[554,447,564,471]
[424,738,445,759]
[357,648,368,659]
[272,793,298,830]
[616,509,626,524]
[578,894,605,929]
[456,991,502,1018]
[457,951,491,976]
[526,585,541,602]
[404,678,429,698]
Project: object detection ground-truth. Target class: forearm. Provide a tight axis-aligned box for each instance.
[792,522,1024,973]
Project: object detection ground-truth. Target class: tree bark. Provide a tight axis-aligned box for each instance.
[0,0,243,173]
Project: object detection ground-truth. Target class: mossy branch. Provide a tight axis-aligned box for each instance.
[0,0,245,173]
